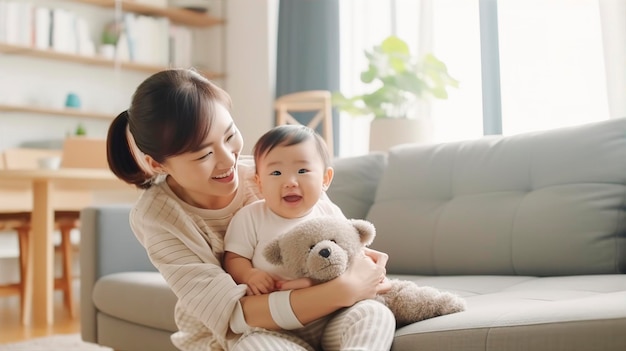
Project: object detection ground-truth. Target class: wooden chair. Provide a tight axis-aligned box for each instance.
[0,148,71,322]
[275,90,334,156]
[0,138,107,323]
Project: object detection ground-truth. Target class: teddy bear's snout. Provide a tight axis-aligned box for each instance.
[305,240,350,281]
[318,248,331,258]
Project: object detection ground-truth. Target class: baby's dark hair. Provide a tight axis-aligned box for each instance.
[107,69,231,188]
[253,125,331,173]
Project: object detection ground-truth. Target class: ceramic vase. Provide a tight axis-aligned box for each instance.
[369,117,433,152]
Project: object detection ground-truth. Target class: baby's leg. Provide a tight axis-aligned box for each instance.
[322,299,395,351]
[232,327,314,351]
[290,314,332,350]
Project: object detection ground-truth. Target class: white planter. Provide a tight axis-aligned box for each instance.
[369,118,433,152]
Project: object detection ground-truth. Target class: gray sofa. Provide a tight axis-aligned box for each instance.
[81,118,626,351]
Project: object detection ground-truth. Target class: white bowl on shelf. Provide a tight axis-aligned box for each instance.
[37,156,62,170]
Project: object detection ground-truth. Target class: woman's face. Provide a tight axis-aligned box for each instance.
[160,103,244,209]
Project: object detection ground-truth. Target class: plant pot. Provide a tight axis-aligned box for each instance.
[369,117,432,152]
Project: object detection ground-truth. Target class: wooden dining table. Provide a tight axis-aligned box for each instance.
[0,168,137,326]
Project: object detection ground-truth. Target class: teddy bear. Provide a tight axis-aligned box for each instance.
[263,216,467,327]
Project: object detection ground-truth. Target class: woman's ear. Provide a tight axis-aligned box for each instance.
[322,167,334,191]
[145,154,166,175]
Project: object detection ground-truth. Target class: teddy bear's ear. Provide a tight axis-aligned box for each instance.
[349,219,376,246]
[263,240,283,265]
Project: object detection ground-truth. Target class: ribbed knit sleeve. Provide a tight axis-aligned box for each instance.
[128,159,261,350]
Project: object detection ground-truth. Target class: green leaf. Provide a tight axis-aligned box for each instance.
[380,36,410,56]
[331,35,459,119]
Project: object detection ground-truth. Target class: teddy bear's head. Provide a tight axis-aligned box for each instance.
[263,216,376,282]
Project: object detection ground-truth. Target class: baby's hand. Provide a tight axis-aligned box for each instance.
[245,269,276,296]
[276,278,314,291]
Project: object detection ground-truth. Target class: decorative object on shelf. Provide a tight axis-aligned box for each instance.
[99,20,122,59]
[332,35,459,152]
[65,92,82,109]
[75,123,87,136]
[37,156,62,170]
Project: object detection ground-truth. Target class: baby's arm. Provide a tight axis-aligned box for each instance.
[224,251,276,295]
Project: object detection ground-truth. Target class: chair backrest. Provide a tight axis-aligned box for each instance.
[1,148,63,170]
[60,137,108,169]
[275,90,334,156]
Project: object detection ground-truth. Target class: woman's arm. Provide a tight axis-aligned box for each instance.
[239,251,389,329]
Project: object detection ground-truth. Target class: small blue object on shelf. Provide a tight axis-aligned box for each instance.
[65,92,81,109]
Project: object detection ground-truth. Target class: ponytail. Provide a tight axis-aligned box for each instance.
[107,111,154,189]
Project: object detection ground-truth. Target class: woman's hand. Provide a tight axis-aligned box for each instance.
[363,247,389,267]
[363,247,392,294]
[336,249,391,306]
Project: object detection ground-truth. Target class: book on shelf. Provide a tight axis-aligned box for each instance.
[51,8,76,54]
[0,2,95,56]
[170,24,192,68]
[122,13,186,67]
[1,1,30,46]
[34,6,52,50]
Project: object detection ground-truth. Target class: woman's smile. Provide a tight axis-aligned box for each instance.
[212,167,235,182]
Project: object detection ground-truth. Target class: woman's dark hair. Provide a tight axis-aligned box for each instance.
[107,69,231,188]
[253,124,331,173]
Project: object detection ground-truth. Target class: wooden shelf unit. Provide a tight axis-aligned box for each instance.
[0,0,225,121]
[0,1,225,76]
[72,0,224,27]
[0,104,115,120]
[0,43,224,78]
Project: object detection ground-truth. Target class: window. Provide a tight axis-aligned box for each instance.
[338,0,612,157]
[497,0,609,135]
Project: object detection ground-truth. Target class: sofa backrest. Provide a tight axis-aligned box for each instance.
[356,119,626,276]
[328,152,387,220]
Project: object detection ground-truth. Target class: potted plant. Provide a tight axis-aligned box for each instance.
[332,35,459,151]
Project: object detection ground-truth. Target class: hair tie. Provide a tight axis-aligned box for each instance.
[125,120,156,181]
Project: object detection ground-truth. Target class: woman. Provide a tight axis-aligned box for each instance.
[106,68,395,351]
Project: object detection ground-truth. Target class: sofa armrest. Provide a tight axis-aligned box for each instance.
[80,204,156,342]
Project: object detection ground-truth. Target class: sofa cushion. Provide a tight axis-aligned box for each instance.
[369,119,626,276]
[93,272,177,332]
[389,274,626,351]
[328,152,387,219]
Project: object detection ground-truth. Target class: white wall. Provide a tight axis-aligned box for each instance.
[225,0,278,154]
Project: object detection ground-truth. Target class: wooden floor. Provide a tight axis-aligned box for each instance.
[0,286,80,344]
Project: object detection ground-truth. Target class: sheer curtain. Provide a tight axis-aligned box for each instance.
[338,0,616,157]
[497,0,609,135]
[599,0,626,119]
[337,0,483,156]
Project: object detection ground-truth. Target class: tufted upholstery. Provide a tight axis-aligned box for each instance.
[368,119,626,276]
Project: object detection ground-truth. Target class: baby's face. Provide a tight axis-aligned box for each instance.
[255,138,331,219]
